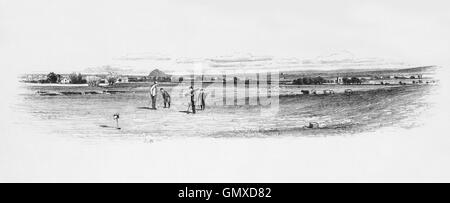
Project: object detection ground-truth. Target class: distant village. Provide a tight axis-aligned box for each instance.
[20,66,437,86]
[20,69,174,86]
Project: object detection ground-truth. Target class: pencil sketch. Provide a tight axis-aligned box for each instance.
[3,0,450,183]
[15,52,439,141]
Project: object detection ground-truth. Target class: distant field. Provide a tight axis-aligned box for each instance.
[22,81,405,95]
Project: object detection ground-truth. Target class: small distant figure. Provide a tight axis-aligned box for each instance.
[198,89,207,110]
[188,86,196,114]
[113,113,120,129]
[150,81,158,109]
[160,88,171,108]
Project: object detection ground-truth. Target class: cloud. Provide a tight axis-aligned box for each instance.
[316,50,355,63]
[175,58,205,64]
[210,62,268,68]
[203,54,276,72]
[206,54,273,63]
[302,51,411,70]
[106,51,419,75]
[83,65,135,74]
[115,53,172,61]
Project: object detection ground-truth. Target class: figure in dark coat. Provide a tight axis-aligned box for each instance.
[160,88,171,108]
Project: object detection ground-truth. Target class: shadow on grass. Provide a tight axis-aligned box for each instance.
[99,125,121,130]
[137,107,157,110]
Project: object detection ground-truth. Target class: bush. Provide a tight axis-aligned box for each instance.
[107,77,117,85]
[343,77,362,85]
[47,72,59,83]
[293,77,326,85]
[86,76,101,87]
[69,73,86,84]
[39,79,49,84]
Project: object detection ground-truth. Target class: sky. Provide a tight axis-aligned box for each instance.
[1,0,449,74]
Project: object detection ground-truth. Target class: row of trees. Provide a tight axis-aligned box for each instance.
[68,73,87,84]
[293,77,327,85]
[342,77,363,85]
[292,76,364,85]
[41,72,155,87]
[45,72,87,84]
[44,72,123,86]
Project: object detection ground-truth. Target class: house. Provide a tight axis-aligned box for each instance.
[366,80,379,85]
[25,74,47,82]
[116,77,129,83]
[60,77,71,84]
[128,76,143,82]
[324,77,338,84]
[422,74,434,79]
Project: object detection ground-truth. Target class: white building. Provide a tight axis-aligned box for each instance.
[60,77,71,84]
[116,77,129,83]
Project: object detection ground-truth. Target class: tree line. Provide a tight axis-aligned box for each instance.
[342,77,363,85]
[293,77,327,85]
[292,76,363,85]
[39,72,87,84]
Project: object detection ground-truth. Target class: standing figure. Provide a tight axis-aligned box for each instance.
[150,81,158,109]
[198,89,207,110]
[113,113,120,130]
[189,86,196,114]
[160,88,171,108]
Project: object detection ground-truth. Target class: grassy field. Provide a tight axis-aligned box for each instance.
[13,83,436,141]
